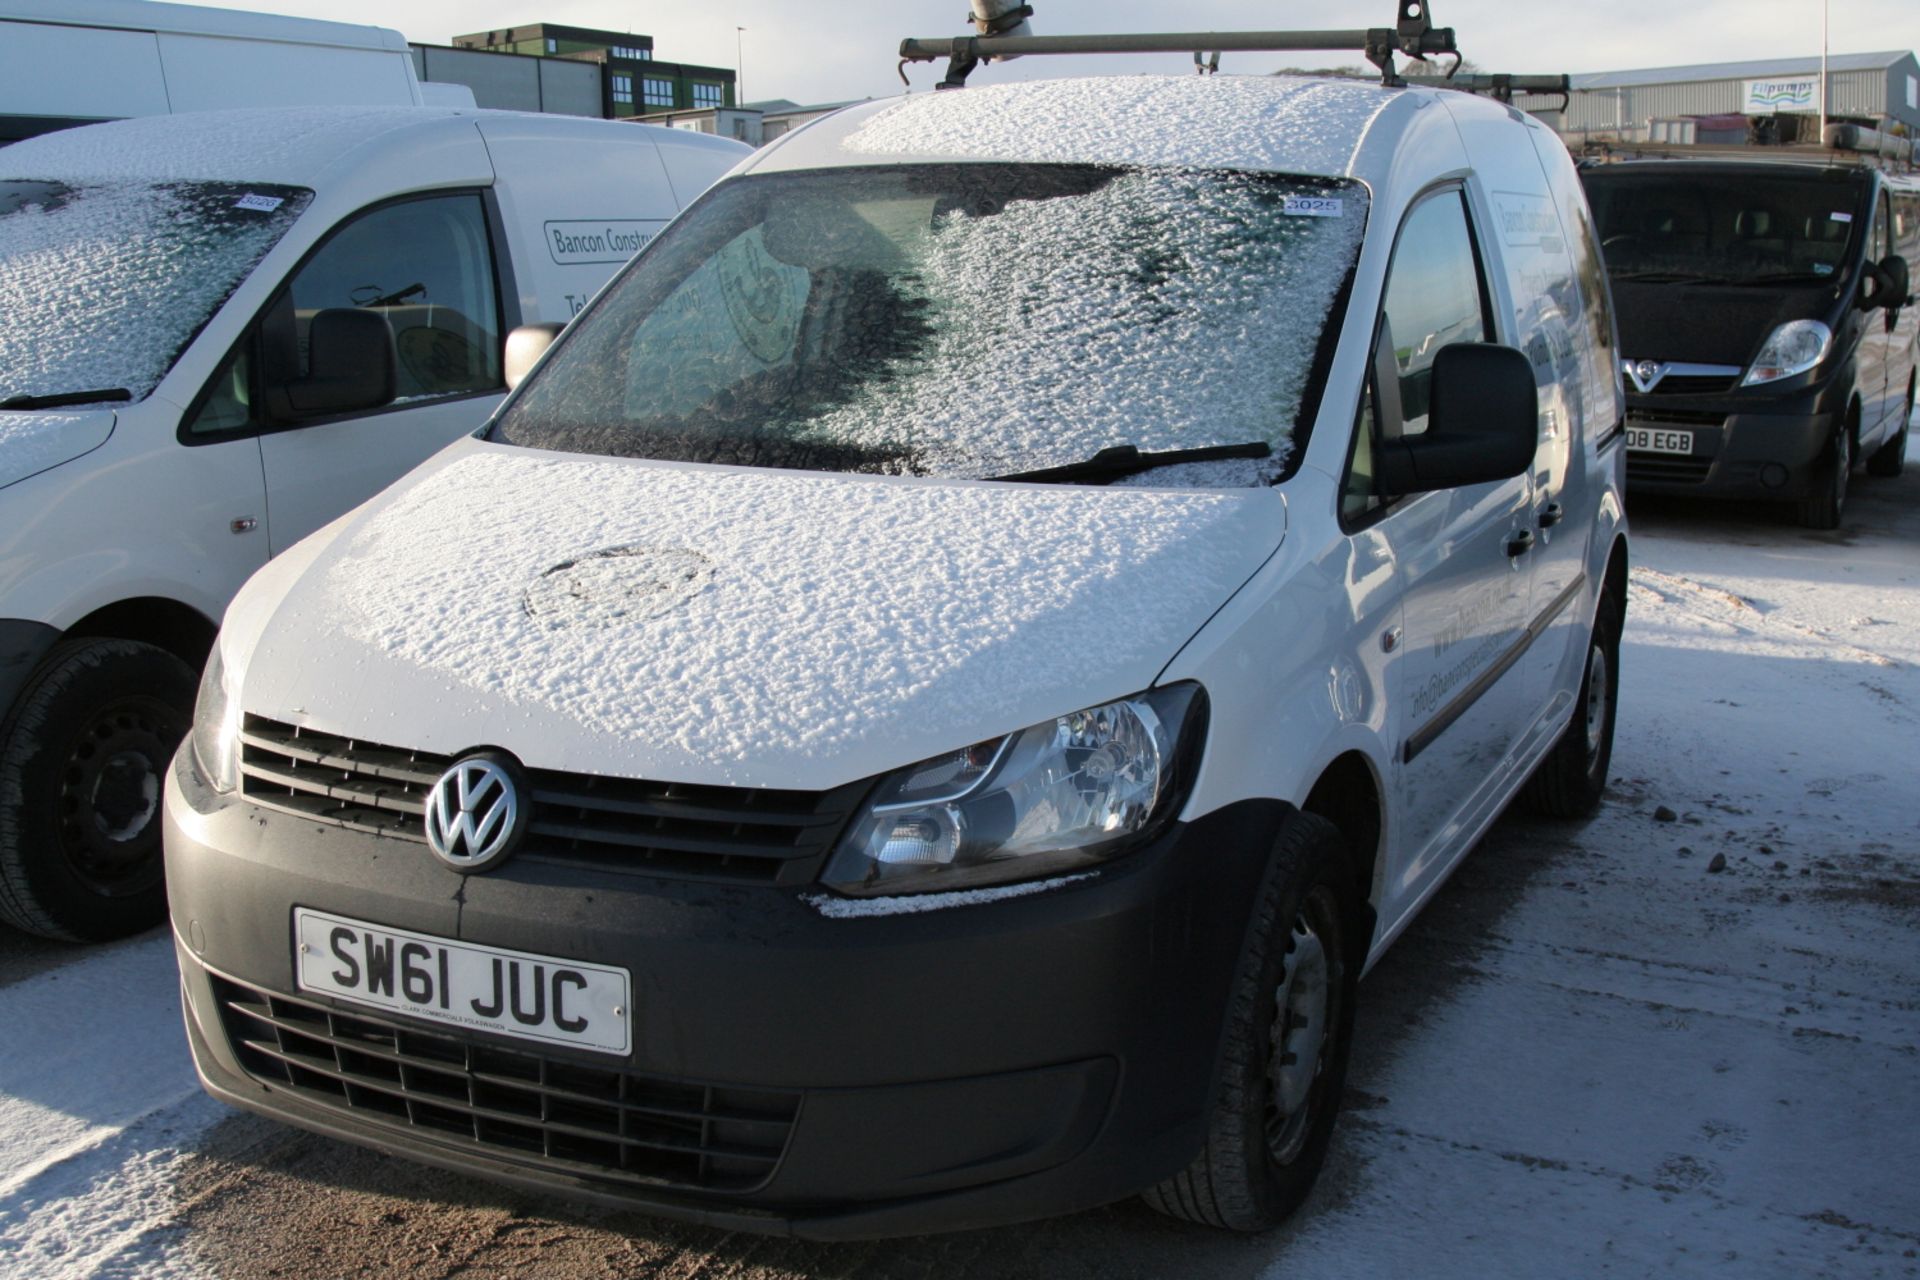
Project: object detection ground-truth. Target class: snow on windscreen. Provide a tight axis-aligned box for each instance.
[843,76,1394,176]
[501,166,1367,486]
[0,180,310,405]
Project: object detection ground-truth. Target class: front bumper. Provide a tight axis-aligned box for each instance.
[1623,378,1844,499]
[164,747,1287,1239]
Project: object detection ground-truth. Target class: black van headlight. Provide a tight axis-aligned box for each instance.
[821,683,1206,897]
[188,642,242,795]
[1742,319,1832,386]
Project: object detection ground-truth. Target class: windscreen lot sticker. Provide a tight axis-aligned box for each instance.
[294,908,631,1055]
[1281,196,1344,217]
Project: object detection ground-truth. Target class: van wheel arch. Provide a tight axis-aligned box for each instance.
[1301,752,1384,931]
[62,598,217,672]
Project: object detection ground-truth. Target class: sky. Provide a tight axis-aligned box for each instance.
[184,0,1917,108]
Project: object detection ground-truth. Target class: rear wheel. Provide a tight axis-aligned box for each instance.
[1522,591,1621,818]
[1866,378,1912,478]
[1143,813,1360,1231]
[1796,419,1852,530]
[0,638,196,941]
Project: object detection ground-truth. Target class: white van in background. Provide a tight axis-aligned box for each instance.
[0,0,471,145]
[0,106,748,940]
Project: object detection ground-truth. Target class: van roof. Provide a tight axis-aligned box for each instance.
[748,75,1424,180]
[0,107,652,187]
[0,0,409,52]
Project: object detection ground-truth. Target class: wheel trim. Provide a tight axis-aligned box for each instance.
[1582,640,1610,767]
[1265,900,1333,1166]
[55,695,186,896]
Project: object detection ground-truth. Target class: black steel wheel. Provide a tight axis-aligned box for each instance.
[0,638,196,941]
[1143,812,1359,1231]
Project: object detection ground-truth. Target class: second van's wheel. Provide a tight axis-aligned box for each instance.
[1866,378,1912,478]
[0,638,196,941]
[1521,590,1621,818]
[1142,813,1359,1231]
[1797,421,1851,530]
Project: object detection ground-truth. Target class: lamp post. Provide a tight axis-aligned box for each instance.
[737,25,746,105]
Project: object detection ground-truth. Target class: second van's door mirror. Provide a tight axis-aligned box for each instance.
[505,324,565,391]
[265,308,397,420]
[1376,343,1538,495]
[1870,254,1910,310]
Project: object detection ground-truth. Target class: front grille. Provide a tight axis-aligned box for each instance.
[1646,374,1737,396]
[238,717,867,886]
[1626,453,1714,485]
[214,976,798,1193]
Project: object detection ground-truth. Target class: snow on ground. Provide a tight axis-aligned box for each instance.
[0,428,1916,1278]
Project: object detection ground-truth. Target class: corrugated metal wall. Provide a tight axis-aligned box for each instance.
[1517,54,1920,134]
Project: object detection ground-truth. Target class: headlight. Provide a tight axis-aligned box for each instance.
[822,684,1206,897]
[189,641,241,794]
[1742,319,1832,386]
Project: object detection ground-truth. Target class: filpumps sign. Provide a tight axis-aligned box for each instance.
[1743,77,1820,115]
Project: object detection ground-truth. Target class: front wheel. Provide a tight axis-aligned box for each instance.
[1521,590,1621,818]
[0,638,196,941]
[1866,379,1912,478]
[1143,813,1360,1231]
[1796,423,1851,530]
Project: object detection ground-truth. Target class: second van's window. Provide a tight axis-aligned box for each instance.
[281,194,502,404]
[1583,170,1868,284]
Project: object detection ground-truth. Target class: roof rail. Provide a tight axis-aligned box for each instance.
[1404,72,1570,109]
[898,1,1459,91]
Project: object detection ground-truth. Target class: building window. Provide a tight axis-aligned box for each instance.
[545,38,556,53]
[690,81,724,109]
[611,74,633,104]
[611,45,649,61]
[642,77,676,107]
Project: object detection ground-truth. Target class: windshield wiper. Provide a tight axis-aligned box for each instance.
[0,387,133,411]
[992,440,1271,485]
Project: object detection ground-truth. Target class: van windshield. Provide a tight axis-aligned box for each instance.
[494,164,1367,486]
[0,179,311,408]
[1583,169,1866,285]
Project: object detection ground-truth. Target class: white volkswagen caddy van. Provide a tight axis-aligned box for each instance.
[166,71,1628,1237]
[0,107,747,940]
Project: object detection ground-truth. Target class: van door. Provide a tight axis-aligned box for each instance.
[252,192,509,553]
[1343,188,1536,906]
[1857,189,1895,445]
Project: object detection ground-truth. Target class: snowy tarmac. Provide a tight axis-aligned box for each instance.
[2,435,1917,1279]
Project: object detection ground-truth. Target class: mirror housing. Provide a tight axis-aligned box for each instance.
[1874,253,1910,310]
[505,323,565,391]
[265,308,396,420]
[1376,343,1538,495]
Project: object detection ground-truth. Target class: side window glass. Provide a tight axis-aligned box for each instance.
[1340,379,1381,525]
[186,348,252,435]
[1377,192,1489,437]
[281,194,502,406]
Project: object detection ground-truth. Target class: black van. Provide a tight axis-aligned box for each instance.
[1581,161,1916,528]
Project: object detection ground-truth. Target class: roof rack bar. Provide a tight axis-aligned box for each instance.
[900,11,1457,89]
[1403,72,1570,108]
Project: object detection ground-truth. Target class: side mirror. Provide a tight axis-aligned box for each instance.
[504,323,565,391]
[1376,343,1538,495]
[1877,254,1909,310]
[265,308,396,419]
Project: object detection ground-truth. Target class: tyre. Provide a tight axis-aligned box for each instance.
[1796,421,1851,530]
[0,638,197,941]
[1143,812,1360,1231]
[1866,379,1912,478]
[1521,590,1621,819]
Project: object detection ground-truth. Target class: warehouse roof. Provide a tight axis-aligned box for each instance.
[1571,51,1913,91]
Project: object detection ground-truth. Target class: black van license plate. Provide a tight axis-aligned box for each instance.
[294,908,631,1055]
[1627,427,1692,455]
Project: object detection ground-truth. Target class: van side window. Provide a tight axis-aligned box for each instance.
[1341,190,1490,522]
[275,194,502,408]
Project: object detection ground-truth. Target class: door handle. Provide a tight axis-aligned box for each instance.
[1538,502,1564,529]
[1505,529,1536,558]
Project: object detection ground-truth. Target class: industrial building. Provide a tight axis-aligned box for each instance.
[1517,50,1920,150]
[447,23,735,120]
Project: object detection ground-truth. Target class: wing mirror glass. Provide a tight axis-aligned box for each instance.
[505,324,565,391]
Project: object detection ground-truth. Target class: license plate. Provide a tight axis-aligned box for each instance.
[294,909,631,1055]
[1626,426,1693,455]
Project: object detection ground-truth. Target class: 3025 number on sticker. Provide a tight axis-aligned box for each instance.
[1281,196,1344,218]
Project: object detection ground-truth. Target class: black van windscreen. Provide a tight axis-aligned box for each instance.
[1583,171,1868,286]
